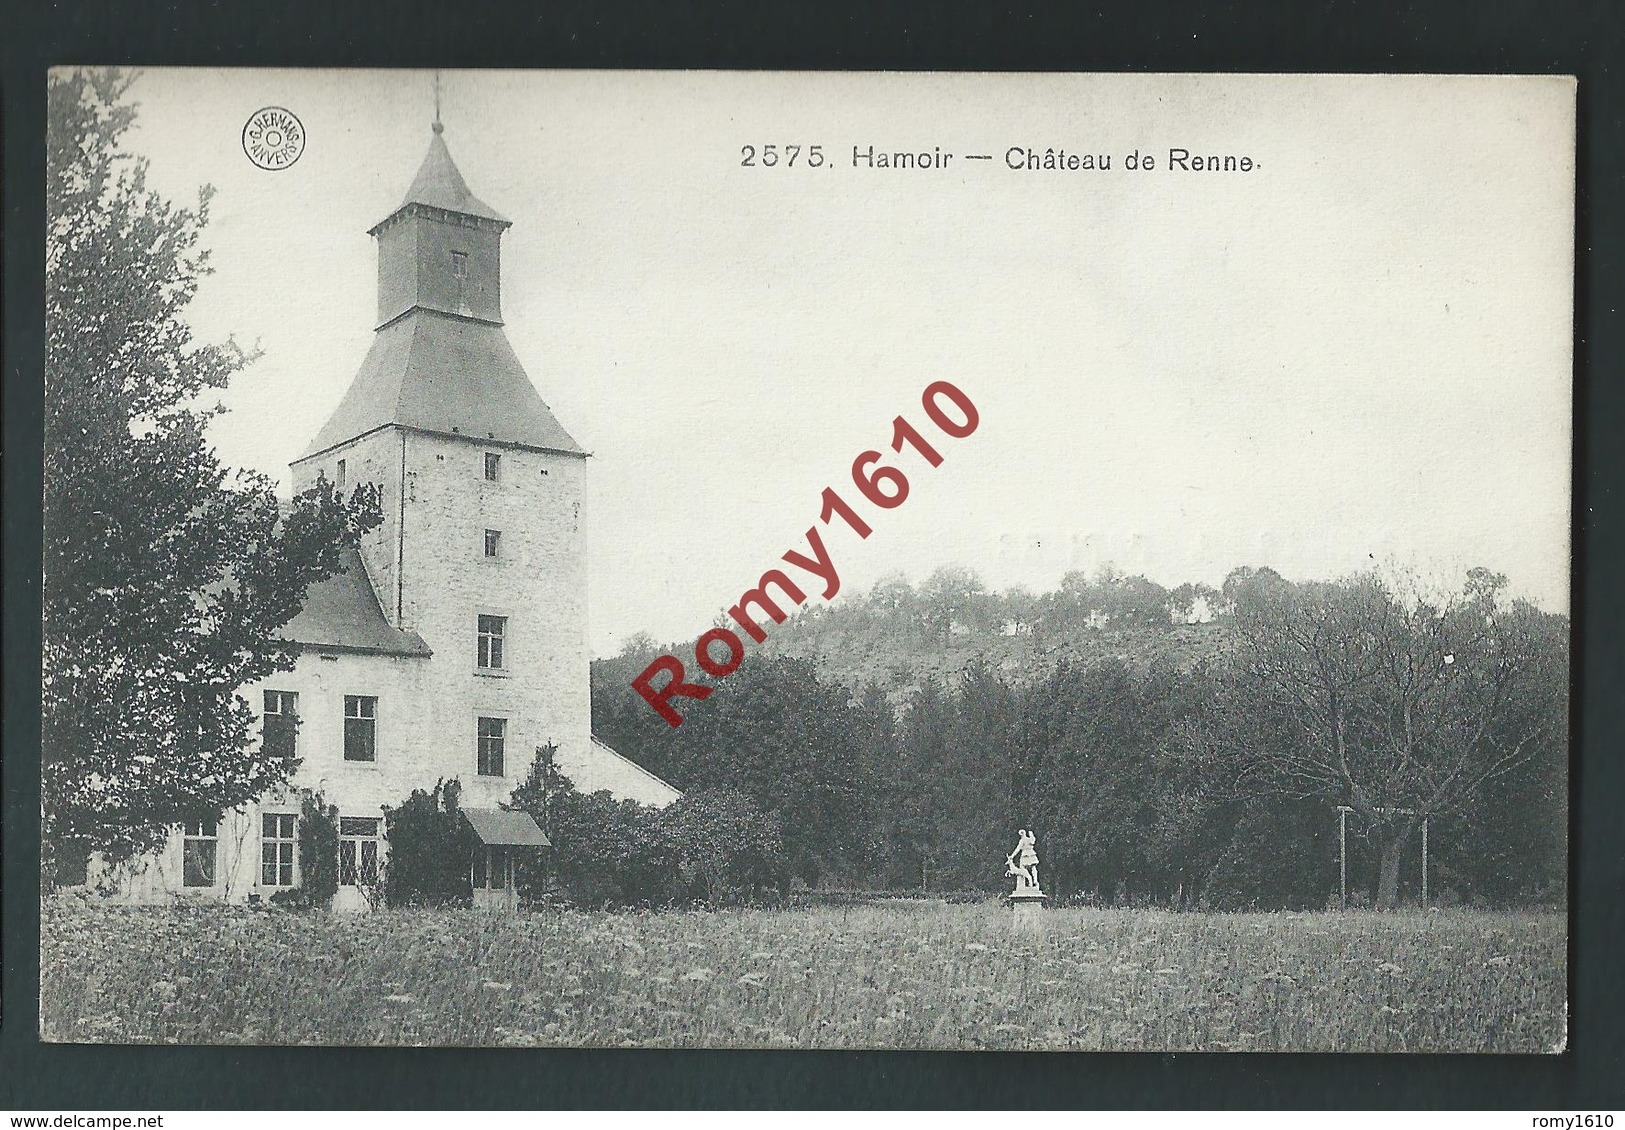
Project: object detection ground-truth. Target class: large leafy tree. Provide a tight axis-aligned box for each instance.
[1224,567,1568,907]
[43,69,379,868]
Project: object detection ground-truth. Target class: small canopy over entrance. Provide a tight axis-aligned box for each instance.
[461,808,548,911]
[462,808,550,848]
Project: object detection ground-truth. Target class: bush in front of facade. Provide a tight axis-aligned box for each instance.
[382,779,477,907]
[508,745,785,909]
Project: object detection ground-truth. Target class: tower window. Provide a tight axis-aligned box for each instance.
[484,453,501,481]
[336,459,346,489]
[484,529,501,557]
[477,614,507,670]
[451,250,469,280]
[344,695,378,761]
[477,717,506,777]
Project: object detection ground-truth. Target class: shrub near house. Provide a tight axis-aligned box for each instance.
[382,781,478,907]
[505,746,786,909]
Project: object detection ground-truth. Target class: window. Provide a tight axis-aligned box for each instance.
[344,695,378,761]
[473,846,510,890]
[336,459,346,489]
[451,249,469,280]
[338,817,380,886]
[484,452,501,481]
[182,818,218,887]
[484,529,501,558]
[262,690,298,761]
[477,615,507,670]
[261,813,296,887]
[477,717,506,777]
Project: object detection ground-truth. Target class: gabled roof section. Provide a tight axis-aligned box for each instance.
[277,544,432,657]
[372,127,509,231]
[300,310,586,459]
[553,735,685,808]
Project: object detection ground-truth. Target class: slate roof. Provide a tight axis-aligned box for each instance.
[303,127,583,461]
[301,310,586,459]
[462,808,551,847]
[372,126,509,230]
[277,544,432,657]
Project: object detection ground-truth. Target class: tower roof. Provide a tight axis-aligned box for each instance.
[372,126,509,231]
[302,122,583,461]
[299,310,585,459]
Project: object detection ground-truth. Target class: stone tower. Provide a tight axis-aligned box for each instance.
[289,123,590,810]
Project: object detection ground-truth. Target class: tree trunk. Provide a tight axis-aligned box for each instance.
[1375,821,1415,909]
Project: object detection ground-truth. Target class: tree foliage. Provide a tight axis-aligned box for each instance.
[508,745,678,908]
[42,69,380,865]
[382,780,476,907]
[506,746,786,908]
[594,656,878,886]
[664,788,789,904]
[1225,568,1568,906]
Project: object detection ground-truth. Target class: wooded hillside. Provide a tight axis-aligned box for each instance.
[592,566,1567,910]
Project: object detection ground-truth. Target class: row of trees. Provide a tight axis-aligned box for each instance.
[595,569,1567,910]
[625,564,1235,658]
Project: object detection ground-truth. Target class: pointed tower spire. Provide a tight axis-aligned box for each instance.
[383,129,508,226]
[298,113,583,461]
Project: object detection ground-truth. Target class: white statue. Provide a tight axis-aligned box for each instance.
[1006,828,1040,892]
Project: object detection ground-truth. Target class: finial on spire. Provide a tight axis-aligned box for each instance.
[432,70,443,134]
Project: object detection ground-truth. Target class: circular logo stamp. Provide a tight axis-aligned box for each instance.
[242,107,305,171]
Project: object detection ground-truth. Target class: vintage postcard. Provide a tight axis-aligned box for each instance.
[40,69,1573,1051]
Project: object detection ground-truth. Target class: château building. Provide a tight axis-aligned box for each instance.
[107,121,679,910]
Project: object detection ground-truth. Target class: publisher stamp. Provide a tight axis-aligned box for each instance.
[241,106,304,170]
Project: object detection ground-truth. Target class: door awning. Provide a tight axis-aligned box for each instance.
[461,808,551,847]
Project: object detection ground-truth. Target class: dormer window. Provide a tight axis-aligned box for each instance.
[484,453,501,481]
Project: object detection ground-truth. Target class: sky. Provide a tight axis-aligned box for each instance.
[114,70,1575,656]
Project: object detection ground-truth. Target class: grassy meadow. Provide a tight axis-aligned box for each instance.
[39,897,1566,1052]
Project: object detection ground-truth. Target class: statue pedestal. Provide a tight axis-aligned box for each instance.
[1009,887,1048,935]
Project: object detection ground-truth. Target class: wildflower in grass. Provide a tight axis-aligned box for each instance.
[683,967,713,982]
[384,993,415,1003]
[964,943,989,953]
[1375,962,1404,975]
